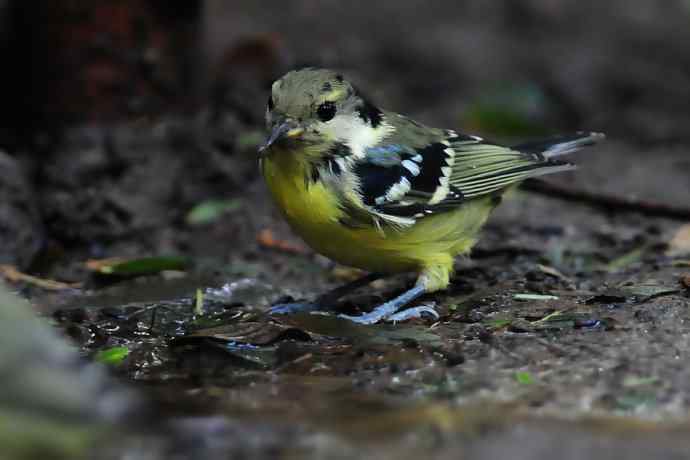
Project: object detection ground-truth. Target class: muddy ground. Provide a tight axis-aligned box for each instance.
[2,1,690,459]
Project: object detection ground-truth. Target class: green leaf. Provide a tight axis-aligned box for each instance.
[483,318,511,329]
[533,310,564,323]
[616,393,657,410]
[513,293,559,301]
[622,376,659,388]
[194,288,204,316]
[98,256,189,276]
[618,280,681,301]
[604,244,650,273]
[94,346,129,365]
[515,371,534,385]
[186,199,243,226]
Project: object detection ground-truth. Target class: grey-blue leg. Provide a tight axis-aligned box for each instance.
[339,285,429,325]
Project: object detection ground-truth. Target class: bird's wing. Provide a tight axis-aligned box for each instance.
[442,133,577,200]
[349,114,586,225]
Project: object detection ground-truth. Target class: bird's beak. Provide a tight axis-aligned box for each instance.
[259,120,304,153]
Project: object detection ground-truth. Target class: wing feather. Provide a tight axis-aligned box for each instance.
[344,113,599,226]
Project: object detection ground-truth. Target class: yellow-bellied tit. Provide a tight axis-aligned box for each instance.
[259,67,604,324]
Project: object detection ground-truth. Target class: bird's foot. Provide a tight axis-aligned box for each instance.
[270,284,434,325]
[339,303,438,325]
[338,285,429,325]
[386,303,438,323]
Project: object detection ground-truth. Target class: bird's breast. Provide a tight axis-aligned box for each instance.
[260,153,410,272]
[260,152,491,274]
[261,153,341,229]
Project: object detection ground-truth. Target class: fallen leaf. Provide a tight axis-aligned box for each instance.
[88,256,190,276]
[616,393,657,411]
[172,321,314,369]
[618,280,681,301]
[532,309,565,323]
[85,257,127,271]
[94,346,129,365]
[194,288,205,316]
[536,264,573,284]
[513,293,559,301]
[0,265,82,290]
[257,229,308,254]
[279,314,443,347]
[186,199,243,226]
[330,266,367,282]
[530,310,596,330]
[604,245,647,272]
[622,376,659,388]
[515,371,534,385]
[671,260,690,267]
[483,318,511,329]
[181,321,313,346]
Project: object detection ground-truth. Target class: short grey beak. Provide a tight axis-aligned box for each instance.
[259,120,304,153]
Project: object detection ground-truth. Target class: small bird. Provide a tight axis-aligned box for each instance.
[259,68,603,324]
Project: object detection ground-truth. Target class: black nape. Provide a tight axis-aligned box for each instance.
[356,99,383,128]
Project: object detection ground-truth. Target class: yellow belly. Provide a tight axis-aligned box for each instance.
[261,155,493,277]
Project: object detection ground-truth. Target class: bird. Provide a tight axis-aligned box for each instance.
[259,67,604,324]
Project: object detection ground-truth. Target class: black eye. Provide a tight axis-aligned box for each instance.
[316,101,336,122]
[267,96,274,111]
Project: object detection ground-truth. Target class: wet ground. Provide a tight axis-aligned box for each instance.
[24,139,690,458]
[3,1,690,458]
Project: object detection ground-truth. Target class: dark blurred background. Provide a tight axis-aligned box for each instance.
[1,0,689,278]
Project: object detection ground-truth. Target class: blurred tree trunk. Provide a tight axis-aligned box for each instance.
[0,0,201,151]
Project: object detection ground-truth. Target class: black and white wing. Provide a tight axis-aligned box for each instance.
[350,125,602,226]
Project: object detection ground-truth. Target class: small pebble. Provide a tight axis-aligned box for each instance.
[680,274,690,289]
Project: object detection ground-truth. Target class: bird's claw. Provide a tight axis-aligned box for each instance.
[271,285,435,325]
[338,310,387,325]
[386,303,438,323]
[339,302,438,325]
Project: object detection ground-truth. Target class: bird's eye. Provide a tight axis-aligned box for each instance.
[267,96,274,111]
[316,101,336,122]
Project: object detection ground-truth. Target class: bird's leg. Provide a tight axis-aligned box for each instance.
[269,272,383,315]
[338,264,447,324]
[338,284,436,325]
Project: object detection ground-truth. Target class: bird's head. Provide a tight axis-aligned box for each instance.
[260,68,385,158]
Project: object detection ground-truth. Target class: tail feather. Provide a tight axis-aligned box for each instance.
[512,132,605,159]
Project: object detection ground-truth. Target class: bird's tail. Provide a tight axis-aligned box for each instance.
[512,132,605,159]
